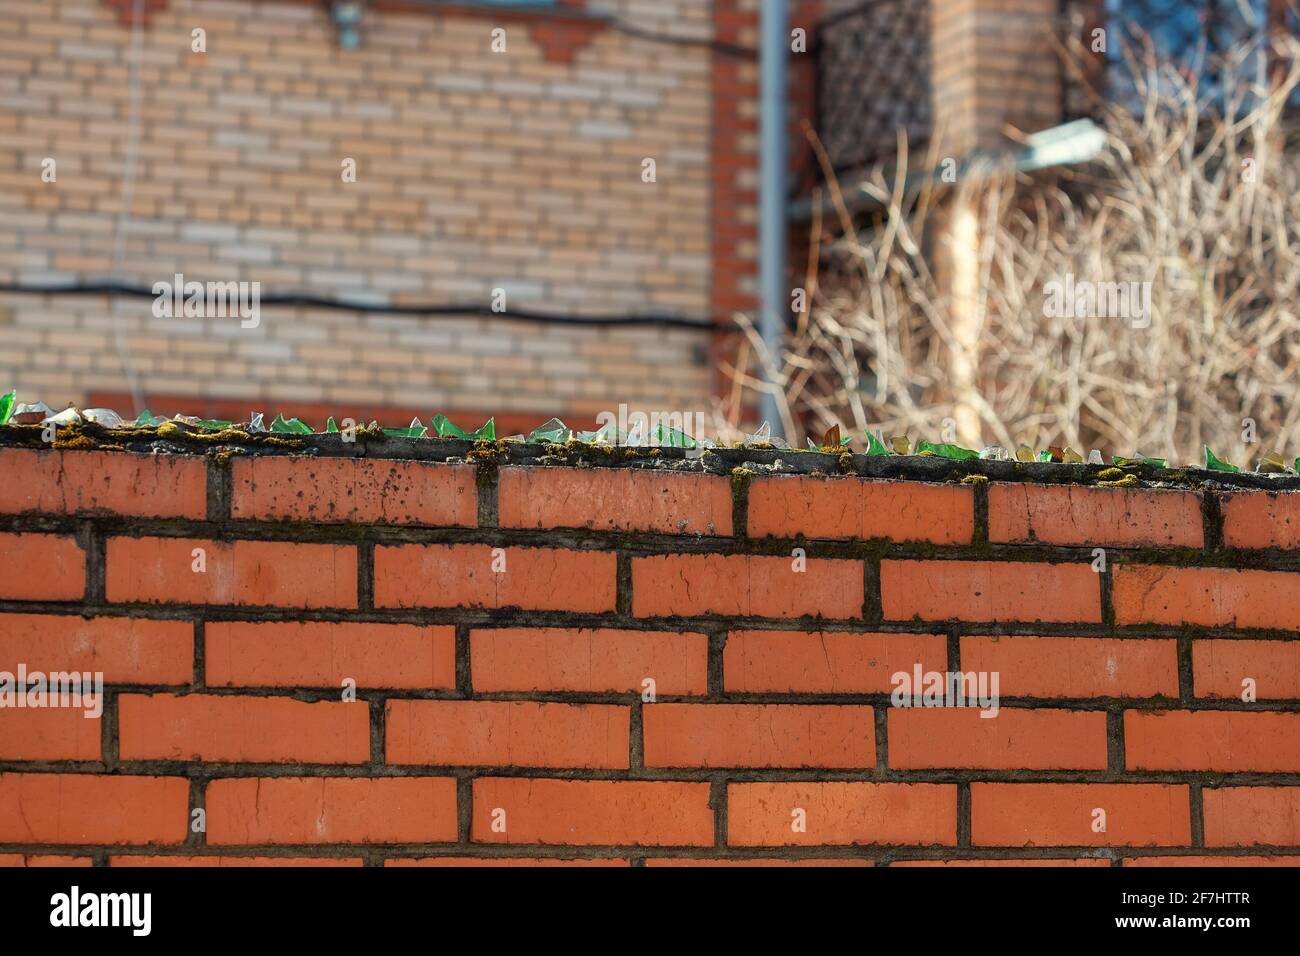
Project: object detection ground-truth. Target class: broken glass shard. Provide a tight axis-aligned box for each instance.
[529,418,569,444]
[82,408,123,427]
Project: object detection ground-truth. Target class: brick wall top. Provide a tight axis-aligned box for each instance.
[4,425,1300,865]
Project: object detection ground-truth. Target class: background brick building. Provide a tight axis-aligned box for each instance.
[1,0,764,431]
[0,0,1203,433]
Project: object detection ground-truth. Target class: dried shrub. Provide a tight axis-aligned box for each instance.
[720,35,1300,465]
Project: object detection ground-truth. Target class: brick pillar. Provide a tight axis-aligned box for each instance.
[929,0,1065,158]
[929,0,1069,446]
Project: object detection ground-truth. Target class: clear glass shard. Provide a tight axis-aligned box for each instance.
[82,408,123,427]
[43,408,83,426]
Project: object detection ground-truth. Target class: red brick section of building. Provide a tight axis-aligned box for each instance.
[2,430,1300,866]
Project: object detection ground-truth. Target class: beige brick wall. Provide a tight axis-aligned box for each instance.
[930,0,1064,157]
[0,290,709,428]
[0,0,719,424]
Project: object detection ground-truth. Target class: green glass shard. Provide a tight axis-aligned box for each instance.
[1204,446,1240,473]
[529,418,569,444]
[270,414,313,435]
[917,440,979,461]
[194,419,232,431]
[432,415,496,441]
[430,414,466,439]
[384,416,428,439]
[864,431,890,457]
[1114,455,1167,468]
[326,417,339,434]
[0,390,15,425]
[652,424,696,449]
[575,419,617,444]
[134,409,166,427]
[1037,450,1053,462]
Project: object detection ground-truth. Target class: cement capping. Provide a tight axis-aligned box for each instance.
[2,420,1296,493]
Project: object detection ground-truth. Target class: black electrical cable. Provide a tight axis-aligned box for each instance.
[0,5,780,334]
[0,281,725,331]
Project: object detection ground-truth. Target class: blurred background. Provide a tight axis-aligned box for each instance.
[1,0,1297,460]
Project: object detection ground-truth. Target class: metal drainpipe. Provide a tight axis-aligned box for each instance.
[758,0,788,437]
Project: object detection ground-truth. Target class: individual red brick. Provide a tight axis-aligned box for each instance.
[643,703,874,768]
[1193,639,1300,700]
[631,554,864,619]
[106,537,357,608]
[889,709,1107,770]
[206,621,455,690]
[1125,710,1300,771]
[988,484,1202,548]
[0,613,193,684]
[0,533,84,601]
[0,854,93,867]
[645,857,873,867]
[892,858,1110,867]
[0,773,188,844]
[113,855,364,866]
[386,700,629,769]
[498,467,732,536]
[1203,788,1300,847]
[207,777,457,845]
[1221,491,1300,549]
[231,457,476,527]
[724,630,947,693]
[0,448,207,519]
[971,783,1191,847]
[472,778,713,846]
[374,544,615,613]
[746,476,974,544]
[1112,565,1300,631]
[471,627,708,695]
[881,560,1100,624]
[1124,855,1300,866]
[960,636,1178,698]
[387,857,628,867]
[0,707,101,760]
[728,782,956,846]
[119,694,369,763]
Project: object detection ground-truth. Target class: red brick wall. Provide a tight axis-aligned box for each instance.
[3,438,1300,865]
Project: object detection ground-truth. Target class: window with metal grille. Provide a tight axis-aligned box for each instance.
[812,0,931,177]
